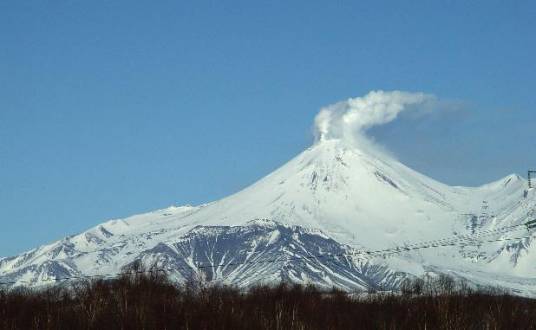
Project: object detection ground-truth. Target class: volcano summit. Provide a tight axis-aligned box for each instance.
[1,91,535,295]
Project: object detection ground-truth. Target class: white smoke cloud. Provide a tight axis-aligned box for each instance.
[314,90,436,144]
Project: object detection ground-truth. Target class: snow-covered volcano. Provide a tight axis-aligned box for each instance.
[1,137,535,294]
[1,90,535,294]
[173,138,527,248]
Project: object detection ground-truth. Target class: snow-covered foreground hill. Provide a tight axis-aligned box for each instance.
[2,138,536,295]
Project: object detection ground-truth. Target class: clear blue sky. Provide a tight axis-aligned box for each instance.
[1,1,535,256]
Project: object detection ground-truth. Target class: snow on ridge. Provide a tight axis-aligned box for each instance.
[1,138,535,295]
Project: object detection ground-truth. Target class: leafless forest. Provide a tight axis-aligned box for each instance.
[1,273,535,329]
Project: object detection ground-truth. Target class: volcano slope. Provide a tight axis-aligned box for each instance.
[1,137,535,295]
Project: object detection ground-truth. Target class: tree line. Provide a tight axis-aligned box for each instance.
[1,272,535,329]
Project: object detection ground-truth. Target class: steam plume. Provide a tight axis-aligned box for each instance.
[314,90,435,144]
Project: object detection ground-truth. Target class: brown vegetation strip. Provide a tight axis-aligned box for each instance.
[1,273,536,329]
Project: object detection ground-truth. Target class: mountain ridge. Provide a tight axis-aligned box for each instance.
[1,138,535,295]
